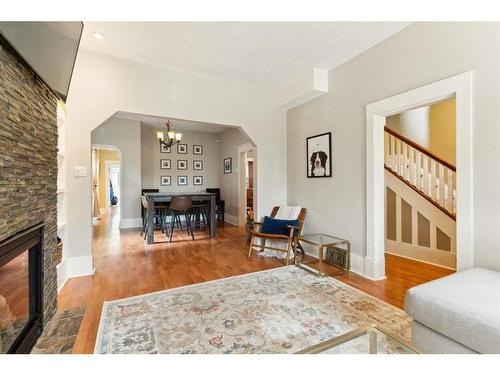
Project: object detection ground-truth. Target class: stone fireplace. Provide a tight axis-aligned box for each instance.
[0,36,59,352]
[0,224,44,353]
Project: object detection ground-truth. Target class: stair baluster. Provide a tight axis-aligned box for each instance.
[384,127,456,219]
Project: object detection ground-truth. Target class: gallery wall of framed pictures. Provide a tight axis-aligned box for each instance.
[143,126,248,194]
[149,127,219,190]
[158,140,206,187]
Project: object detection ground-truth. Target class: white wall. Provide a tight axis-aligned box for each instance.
[386,106,430,149]
[91,117,142,227]
[386,98,457,164]
[287,22,500,272]
[218,128,253,224]
[64,49,286,273]
[141,125,221,192]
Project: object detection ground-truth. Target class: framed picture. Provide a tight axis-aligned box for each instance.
[193,145,203,155]
[193,160,203,170]
[177,160,188,170]
[177,144,188,154]
[160,143,171,153]
[177,175,188,186]
[160,159,171,169]
[306,132,332,178]
[223,157,232,174]
[193,176,203,186]
[160,175,171,186]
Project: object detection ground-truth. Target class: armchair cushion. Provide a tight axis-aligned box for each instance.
[261,216,299,237]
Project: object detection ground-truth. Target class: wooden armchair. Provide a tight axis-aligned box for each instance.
[247,206,307,265]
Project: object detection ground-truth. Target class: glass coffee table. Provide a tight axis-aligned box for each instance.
[296,233,350,276]
[296,325,419,354]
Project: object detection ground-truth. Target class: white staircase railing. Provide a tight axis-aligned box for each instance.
[384,127,456,219]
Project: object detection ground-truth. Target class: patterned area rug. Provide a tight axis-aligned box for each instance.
[94,266,410,354]
[32,306,86,354]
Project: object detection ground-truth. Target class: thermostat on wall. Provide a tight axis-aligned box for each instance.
[74,166,87,177]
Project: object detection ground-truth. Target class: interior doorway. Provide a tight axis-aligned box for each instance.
[238,143,256,227]
[365,72,473,280]
[91,145,122,221]
[105,162,121,209]
[384,97,457,271]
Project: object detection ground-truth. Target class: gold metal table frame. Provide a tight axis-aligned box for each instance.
[296,233,351,277]
[296,324,419,354]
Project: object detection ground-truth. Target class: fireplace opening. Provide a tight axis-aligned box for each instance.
[0,223,44,354]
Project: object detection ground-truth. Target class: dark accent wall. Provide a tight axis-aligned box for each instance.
[0,41,58,326]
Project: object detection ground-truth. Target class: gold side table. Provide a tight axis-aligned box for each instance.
[296,233,350,277]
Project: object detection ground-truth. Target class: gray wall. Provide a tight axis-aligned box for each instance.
[287,22,500,271]
[219,128,252,223]
[92,119,249,225]
[63,48,286,264]
[141,125,220,192]
[91,117,142,222]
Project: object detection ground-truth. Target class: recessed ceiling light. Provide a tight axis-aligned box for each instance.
[92,32,107,40]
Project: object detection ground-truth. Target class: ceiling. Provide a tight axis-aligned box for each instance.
[80,22,411,90]
[115,111,233,133]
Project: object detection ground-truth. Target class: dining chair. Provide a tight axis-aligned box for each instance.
[141,189,159,224]
[205,188,225,221]
[140,195,165,239]
[166,196,195,241]
[190,201,209,232]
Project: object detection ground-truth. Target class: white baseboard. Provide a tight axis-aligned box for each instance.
[224,214,240,226]
[67,255,95,277]
[119,217,142,229]
[56,255,95,294]
[56,258,68,293]
[363,256,387,281]
[302,246,373,279]
[349,253,366,277]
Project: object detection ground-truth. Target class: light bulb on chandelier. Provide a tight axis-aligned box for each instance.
[157,120,182,148]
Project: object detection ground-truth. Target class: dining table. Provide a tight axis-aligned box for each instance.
[143,191,217,244]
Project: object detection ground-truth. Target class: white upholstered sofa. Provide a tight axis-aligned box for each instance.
[405,267,500,354]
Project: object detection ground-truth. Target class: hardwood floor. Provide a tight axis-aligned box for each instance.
[58,208,453,353]
[335,255,454,308]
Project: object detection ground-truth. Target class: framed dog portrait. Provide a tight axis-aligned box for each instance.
[160,159,171,169]
[306,132,332,178]
[160,175,171,186]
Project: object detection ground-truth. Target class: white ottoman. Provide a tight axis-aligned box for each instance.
[405,267,500,354]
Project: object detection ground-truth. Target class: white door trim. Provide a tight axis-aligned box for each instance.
[92,143,122,225]
[365,72,473,280]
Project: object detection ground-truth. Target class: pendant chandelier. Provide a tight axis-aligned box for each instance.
[156,120,182,148]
